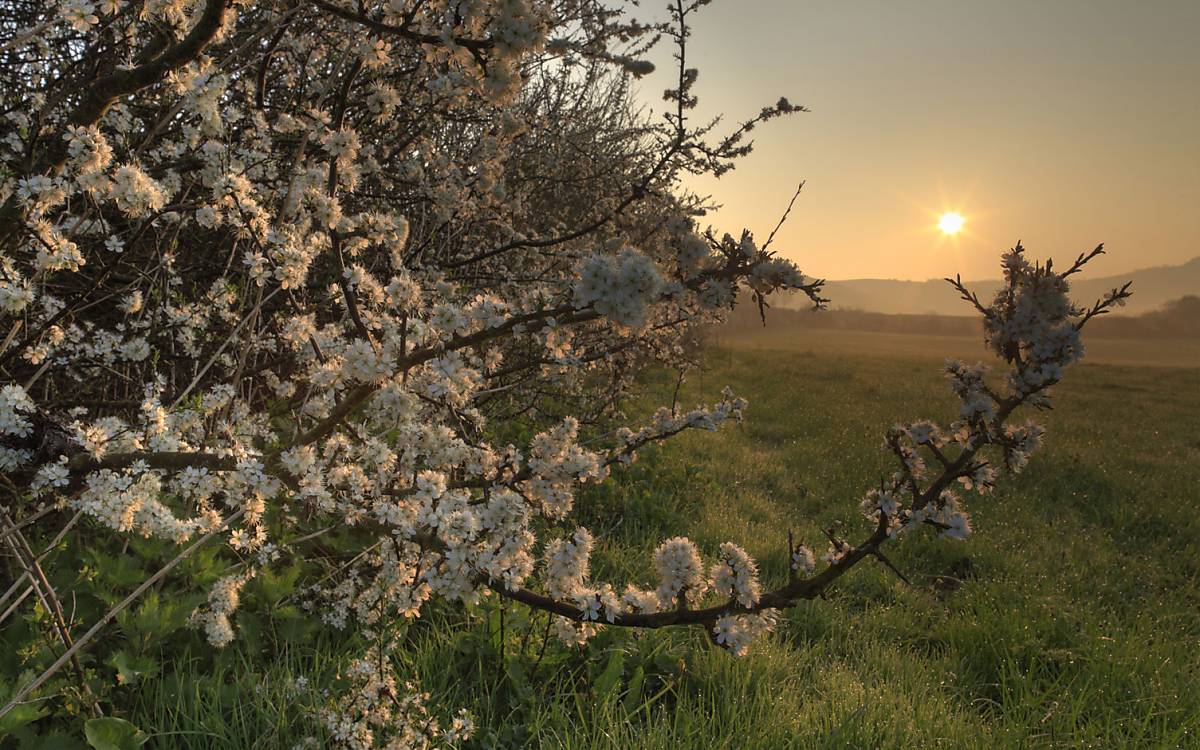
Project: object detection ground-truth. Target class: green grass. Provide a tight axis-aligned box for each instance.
[20,336,1200,749]
[716,324,1200,368]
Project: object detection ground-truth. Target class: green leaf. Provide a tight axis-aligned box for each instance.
[238,611,264,651]
[593,650,625,701]
[257,565,302,606]
[504,658,533,703]
[87,552,146,590]
[176,545,223,585]
[83,717,149,750]
[653,650,685,676]
[115,592,157,647]
[0,674,48,737]
[272,605,319,644]
[0,703,48,737]
[107,650,158,686]
[16,730,88,750]
[117,591,199,648]
[622,665,645,715]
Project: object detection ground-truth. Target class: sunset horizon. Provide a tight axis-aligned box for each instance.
[819,251,1198,282]
[636,0,1200,283]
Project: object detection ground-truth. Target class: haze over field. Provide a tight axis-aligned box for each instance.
[774,256,1200,315]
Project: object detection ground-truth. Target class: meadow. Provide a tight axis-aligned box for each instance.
[5,330,1198,749]
[716,322,1200,369]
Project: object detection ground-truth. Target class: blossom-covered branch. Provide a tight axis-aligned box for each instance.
[476,244,1130,653]
[0,0,1126,740]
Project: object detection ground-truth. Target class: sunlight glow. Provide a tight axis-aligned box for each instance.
[938,212,965,235]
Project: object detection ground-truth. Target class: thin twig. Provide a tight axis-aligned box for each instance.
[761,181,804,252]
[0,509,244,720]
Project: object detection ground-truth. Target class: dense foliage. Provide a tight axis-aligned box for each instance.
[0,0,1129,745]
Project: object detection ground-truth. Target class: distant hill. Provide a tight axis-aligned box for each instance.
[725,295,1199,340]
[778,257,1200,316]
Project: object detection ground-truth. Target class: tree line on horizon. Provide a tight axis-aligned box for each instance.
[725,295,1200,340]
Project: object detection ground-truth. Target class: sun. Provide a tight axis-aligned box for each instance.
[938,212,965,235]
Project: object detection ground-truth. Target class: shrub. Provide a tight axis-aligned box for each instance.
[0,0,1129,744]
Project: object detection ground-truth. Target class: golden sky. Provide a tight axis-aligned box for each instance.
[641,0,1200,281]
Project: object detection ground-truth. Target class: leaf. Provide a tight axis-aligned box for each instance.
[653,649,686,676]
[485,607,504,650]
[272,605,319,644]
[16,730,89,750]
[176,545,223,586]
[119,592,199,647]
[592,650,625,701]
[622,665,645,715]
[0,674,48,737]
[116,592,159,647]
[0,703,48,737]
[504,658,533,703]
[237,611,264,651]
[257,565,301,606]
[107,650,158,686]
[83,717,149,750]
[87,552,146,590]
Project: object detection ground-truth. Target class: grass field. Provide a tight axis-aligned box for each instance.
[715,325,1200,369]
[17,332,1199,749]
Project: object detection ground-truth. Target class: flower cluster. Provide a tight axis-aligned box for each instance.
[573,248,666,328]
[191,572,253,648]
[526,418,606,517]
[64,125,113,176]
[712,610,778,658]
[0,384,35,440]
[843,245,1129,554]
[74,469,214,542]
[109,164,167,218]
[653,537,708,608]
[544,528,594,599]
[791,544,815,575]
[614,388,748,465]
[319,649,473,750]
[710,542,761,609]
[986,248,1083,392]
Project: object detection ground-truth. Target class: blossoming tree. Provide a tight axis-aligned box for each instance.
[0,0,1131,743]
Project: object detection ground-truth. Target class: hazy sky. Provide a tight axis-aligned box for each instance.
[639,1,1200,281]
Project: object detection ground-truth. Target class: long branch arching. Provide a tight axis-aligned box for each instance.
[475,246,1132,637]
[482,396,980,630]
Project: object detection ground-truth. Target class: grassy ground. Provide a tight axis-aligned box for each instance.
[22,333,1199,749]
[716,325,1200,368]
